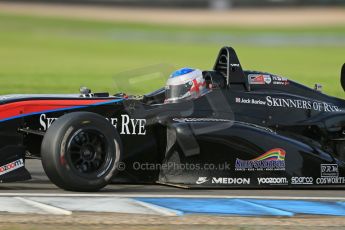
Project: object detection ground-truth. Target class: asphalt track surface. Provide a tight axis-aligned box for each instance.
[0,159,344,200]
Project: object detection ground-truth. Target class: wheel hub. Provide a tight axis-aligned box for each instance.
[81,145,95,160]
[66,129,108,174]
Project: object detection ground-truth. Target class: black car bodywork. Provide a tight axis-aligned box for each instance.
[0,47,345,190]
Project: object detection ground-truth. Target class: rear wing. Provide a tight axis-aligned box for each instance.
[213,46,250,91]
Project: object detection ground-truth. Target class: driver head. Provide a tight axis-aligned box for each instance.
[165,68,208,103]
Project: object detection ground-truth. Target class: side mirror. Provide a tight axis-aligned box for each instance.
[80,86,91,95]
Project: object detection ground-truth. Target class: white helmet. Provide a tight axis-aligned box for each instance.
[165,68,208,103]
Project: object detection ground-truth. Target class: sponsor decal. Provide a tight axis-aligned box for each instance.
[235,148,286,171]
[39,114,58,131]
[40,114,146,135]
[196,177,250,185]
[248,74,289,86]
[196,177,209,185]
[291,177,313,185]
[235,97,266,105]
[266,96,340,112]
[248,74,271,85]
[235,96,341,113]
[211,177,250,185]
[316,177,345,185]
[0,159,24,176]
[321,164,339,177]
[257,177,288,185]
[315,164,343,185]
[272,76,289,85]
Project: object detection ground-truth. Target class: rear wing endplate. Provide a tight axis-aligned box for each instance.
[213,46,250,91]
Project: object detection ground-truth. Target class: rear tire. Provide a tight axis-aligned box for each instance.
[41,112,122,192]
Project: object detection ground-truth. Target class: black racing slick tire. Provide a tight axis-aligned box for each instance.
[41,112,122,192]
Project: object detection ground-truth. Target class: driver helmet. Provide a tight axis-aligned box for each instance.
[165,68,208,103]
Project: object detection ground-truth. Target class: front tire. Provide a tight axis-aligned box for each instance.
[41,112,122,192]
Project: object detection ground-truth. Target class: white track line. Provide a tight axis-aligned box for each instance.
[15,197,72,215]
[134,200,183,216]
[1,193,344,201]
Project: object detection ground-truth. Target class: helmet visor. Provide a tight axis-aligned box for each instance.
[165,82,192,101]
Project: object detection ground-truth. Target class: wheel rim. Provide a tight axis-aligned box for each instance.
[66,129,110,176]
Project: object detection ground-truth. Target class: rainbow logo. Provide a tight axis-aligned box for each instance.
[235,148,286,171]
[252,148,286,161]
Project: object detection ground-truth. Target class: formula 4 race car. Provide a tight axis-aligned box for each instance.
[0,47,345,191]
